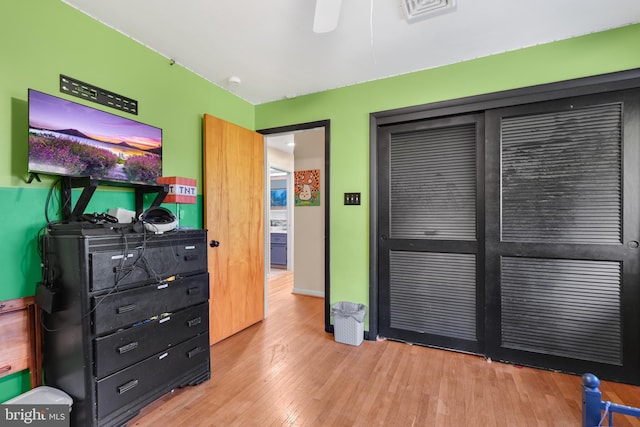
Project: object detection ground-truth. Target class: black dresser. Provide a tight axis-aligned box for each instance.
[41,225,210,427]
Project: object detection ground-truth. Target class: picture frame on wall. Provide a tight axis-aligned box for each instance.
[294,169,320,206]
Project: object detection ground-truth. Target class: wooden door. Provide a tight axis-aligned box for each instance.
[203,114,265,344]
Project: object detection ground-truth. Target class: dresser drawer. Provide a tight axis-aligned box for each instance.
[92,273,209,335]
[94,302,209,378]
[96,333,210,420]
[90,236,208,292]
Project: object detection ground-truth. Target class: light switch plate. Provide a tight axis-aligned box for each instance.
[344,192,361,205]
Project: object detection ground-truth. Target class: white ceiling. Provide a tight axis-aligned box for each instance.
[266,133,296,154]
[62,0,640,105]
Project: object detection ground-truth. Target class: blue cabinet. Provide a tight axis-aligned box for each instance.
[271,233,287,267]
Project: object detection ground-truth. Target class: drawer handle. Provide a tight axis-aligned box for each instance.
[187,287,200,295]
[118,342,139,354]
[118,379,138,395]
[0,365,12,375]
[187,317,202,327]
[117,304,136,314]
[187,347,205,359]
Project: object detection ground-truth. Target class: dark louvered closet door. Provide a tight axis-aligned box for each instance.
[485,90,640,383]
[378,114,484,353]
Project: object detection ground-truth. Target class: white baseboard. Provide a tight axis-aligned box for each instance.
[292,288,324,298]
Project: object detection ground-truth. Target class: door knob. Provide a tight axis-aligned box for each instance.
[209,240,220,248]
[628,240,639,249]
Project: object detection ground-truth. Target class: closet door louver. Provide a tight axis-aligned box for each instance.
[500,257,621,365]
[390,125,476,241]
[389,251,476,341]
[501,104,622,244]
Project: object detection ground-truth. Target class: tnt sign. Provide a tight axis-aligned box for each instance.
[158,177,197,204]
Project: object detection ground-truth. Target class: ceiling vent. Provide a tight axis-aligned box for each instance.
[401,0,456,22]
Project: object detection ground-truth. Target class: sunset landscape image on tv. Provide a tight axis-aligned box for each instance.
[28,89,162,185]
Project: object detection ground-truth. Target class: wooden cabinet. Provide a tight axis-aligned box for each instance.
[0,297,41,387]
[41,226,210,427]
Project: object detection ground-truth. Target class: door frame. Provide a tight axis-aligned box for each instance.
[369,68,640,341]
[258,120,332,332]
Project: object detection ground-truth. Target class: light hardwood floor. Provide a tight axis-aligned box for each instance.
[130,270,640,426]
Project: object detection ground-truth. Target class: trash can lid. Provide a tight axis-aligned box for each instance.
[3,386,73,407]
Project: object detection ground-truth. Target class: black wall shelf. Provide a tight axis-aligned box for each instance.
[60,176,169,221]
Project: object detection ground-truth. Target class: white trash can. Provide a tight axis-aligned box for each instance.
[331,302,366,346]
[3,386,73,415]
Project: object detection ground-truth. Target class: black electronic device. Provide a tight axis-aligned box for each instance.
[135,206,178,233]
[28,89,163,185]
[35,282,58,314]
[79,212,119,224]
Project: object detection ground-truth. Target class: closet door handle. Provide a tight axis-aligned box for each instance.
[209,240,220,248]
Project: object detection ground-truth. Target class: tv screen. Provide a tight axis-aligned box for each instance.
[28,89,162,185]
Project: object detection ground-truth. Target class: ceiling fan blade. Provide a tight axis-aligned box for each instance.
[313,0,342,33]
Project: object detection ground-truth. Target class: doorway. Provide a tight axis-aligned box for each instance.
[268,167,292,273]
[260,120,332,331]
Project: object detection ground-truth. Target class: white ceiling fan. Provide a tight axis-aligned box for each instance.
[313,0,342,33]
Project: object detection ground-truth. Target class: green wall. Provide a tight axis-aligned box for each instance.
[2,0,640,401]
[0,0,253,397]
[255,23,640,320]
[1,0,257,298]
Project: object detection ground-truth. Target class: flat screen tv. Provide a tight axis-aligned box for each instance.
[28,89,162,185]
